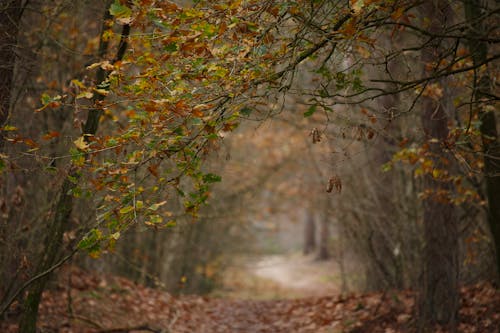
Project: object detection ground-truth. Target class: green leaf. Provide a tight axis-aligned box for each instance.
[202,173,221,183]
[381,162,393,172]
[206,133,218,140]
[164,42,178,53]
[304,105,317,117]
[240,107,253,117]
[110,1,132,18]
[78,229,102,251]
[41,93,51,105]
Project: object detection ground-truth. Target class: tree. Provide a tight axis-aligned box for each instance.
[303,211,316,255]
[417,2,459,329]
[18,1,132,331]
[0,1,498,331]
[0,0,22,134]
[464,0,500,280]
[0,0,23,300]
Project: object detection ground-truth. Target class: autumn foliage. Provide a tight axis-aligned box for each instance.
[0,0,499,332]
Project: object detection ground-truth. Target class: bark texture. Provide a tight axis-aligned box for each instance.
[0,0,22,307]
[418,1,459,331]
[0,0,22,131]
[464,0,500,282]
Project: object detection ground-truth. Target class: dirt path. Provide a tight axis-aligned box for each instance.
[252,254,341,296]
[219,253,342,299]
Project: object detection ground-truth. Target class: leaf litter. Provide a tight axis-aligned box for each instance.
[1,266,498,332]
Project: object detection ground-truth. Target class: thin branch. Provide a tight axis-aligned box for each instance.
[371,53,500,87]
[0,249,78,316]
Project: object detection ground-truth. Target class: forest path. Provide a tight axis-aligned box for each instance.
[250,254,341,296]
[2,265,498,332]
[218,253,344,299]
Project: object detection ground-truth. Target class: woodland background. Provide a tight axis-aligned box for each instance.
[0,0,499,332]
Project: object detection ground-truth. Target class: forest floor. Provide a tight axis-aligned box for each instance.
[1,255,499,333]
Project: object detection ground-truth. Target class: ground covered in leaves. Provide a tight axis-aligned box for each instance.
[2,266,499,333]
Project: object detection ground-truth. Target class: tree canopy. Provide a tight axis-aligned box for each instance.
[0,0,498,332]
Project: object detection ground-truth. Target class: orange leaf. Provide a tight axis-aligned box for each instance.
[148,164,159,178]
[42,131,61,140]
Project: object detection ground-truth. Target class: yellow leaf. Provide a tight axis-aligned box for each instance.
[76,91,94,99]
[2,125,18,131]
[94,88,109,96]
[86,60,114,71]
[148,201,167,211]
[119,205,134,214]
[71,79,86,89]
[73,136,89,150]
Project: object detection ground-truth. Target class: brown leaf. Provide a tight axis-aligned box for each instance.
[327,176,342,193]
[309,128,322,144]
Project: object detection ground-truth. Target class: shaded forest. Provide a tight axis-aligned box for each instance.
[0,0,499,332]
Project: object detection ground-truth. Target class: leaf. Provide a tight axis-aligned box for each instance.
[78,228,102,251]
[36,93,62,112]
[74,136,90,151]
[148,201,167,211]
[109,1,132,18]
[2,125,18,131]
[327,176,342,193]
[70,79,86,89]
[350,0,364,13]
[381,162,393,172]
[240,107,253,116]
[42,131,60,140]
[309,128,322,144]
[357,45,371,58]
[145,214,163,225]
[304,105,317,117]
[119,205,134,214]
[164,42,178,53]
[76,91,94,99]
[147,164,159,178]
[202,173,221,183]
[94,88,110,96]
[192,104,209,117]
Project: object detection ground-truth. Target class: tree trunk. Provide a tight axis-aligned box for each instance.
[18,177,74,333]
[418,2,459,331]
[18,1,130,331]
[303,211,316,255]
[463,0,500,282]
[0,0,22,302]
[0,0,22,132]
[317,202,330,260]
